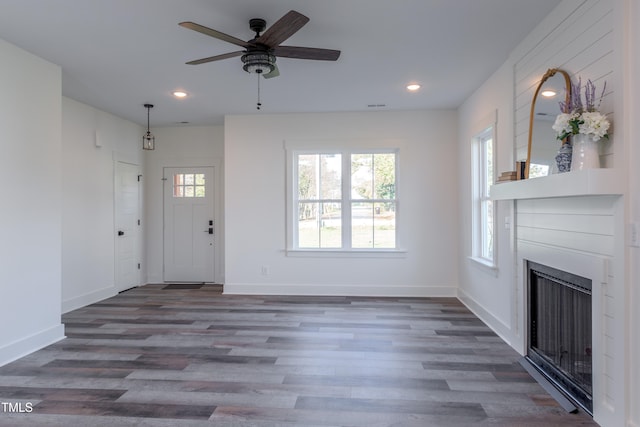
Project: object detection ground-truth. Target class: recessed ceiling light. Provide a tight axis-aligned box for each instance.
[541,90,556,97]
[406,84,421,92]
[173,91,187,98]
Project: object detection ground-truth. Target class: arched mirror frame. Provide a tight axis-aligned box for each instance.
[524,68,572,179]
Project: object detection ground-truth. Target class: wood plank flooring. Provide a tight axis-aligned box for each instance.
[0,284,597,426]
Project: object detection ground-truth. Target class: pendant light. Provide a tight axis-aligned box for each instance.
[142,103,155,150]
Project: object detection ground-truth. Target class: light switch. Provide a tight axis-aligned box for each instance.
[630,222,640,247]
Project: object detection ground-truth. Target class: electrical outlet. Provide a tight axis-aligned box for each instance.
[261,265,269,276]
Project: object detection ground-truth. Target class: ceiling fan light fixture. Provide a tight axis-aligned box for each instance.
[142,103,155,151]
[241,52,276,74]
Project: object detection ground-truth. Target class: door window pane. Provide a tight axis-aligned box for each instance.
[173,173,206,198]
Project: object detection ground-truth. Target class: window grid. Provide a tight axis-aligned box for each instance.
[293,151,397,250]
[173,173,206,198]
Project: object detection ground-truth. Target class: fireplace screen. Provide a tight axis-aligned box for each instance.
[527,261,592,413]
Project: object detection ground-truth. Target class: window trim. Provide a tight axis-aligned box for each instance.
[471,113,497,269]
[286,144,401,254]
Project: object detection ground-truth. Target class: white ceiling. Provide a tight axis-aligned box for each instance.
[0,0,561,127]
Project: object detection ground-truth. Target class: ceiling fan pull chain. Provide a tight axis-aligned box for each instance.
[256,75,262,110]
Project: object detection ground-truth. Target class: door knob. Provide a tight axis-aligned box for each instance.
[118,230,125,236]
[204,227,213,234]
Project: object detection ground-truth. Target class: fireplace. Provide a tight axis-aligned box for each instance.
[526,261,592,414]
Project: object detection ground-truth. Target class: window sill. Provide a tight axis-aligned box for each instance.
[286,249,407,258]
[468,256,499,276]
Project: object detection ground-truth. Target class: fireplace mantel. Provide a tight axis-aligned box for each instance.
[490,168,624,201]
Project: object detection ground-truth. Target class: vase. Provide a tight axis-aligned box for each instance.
[571,134,600,171]
[555,142,572,173]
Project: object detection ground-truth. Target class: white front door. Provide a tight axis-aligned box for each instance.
[115,161,140,292]
[163,167,215,282]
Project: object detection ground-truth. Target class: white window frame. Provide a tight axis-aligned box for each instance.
[471,118,497,270]
[285,143,403,257]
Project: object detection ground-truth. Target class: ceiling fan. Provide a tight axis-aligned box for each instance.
[179,10,341,79]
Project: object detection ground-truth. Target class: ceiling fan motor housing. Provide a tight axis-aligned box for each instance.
[249,18,266,35]
[241,50,276,74]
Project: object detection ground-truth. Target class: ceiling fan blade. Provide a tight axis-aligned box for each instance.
[263,64,280,79]
[179,21,249,48]
[257,10,309,48]
[186,51,243,65]
[273,46,341,61]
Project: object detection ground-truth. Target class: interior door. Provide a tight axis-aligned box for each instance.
[115,161,140,292]
[163,167,215,282]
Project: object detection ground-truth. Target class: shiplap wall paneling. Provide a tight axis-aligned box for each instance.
[516,195,620,425]
[512,0,615,164]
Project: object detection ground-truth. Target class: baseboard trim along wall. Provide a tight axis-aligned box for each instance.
[0,324,65,367]
[62,285,117,314]
[223,283,457,298]
[457,288,516,351]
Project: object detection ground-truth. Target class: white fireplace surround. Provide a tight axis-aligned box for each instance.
[491,172,624,426]
[518,241,608,417]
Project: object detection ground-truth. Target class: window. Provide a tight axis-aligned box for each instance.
[472,126,495,265]
[173,173,205,198]
[292,150,397,251]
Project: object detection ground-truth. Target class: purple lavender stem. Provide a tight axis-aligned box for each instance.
[597,81,607,110]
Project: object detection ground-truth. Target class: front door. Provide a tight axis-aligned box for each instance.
[163,167,215,282]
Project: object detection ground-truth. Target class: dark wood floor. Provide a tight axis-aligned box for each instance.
[0,284,597,426]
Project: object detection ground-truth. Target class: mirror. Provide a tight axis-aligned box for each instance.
[525,68,572,179]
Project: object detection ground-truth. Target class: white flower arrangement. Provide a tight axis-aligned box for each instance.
[580,111,610,141]
[552,78,610,142]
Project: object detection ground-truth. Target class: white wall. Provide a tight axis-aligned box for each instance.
[623,0,640,425]
[61,97,143,312]
[143,126,225,284]
[458,0,619,353]
[224,111,459,296]
[0,39,64,365]
[458,0,635,425]
[457,61,517,343]
[510,2,626,425]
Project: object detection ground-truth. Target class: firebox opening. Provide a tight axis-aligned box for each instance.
[526,261,593,415]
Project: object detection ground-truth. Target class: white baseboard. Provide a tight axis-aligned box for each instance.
[224,283,457,297]
[457,288,515,349]
[62,285,117,313]
[0,324,65,367]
